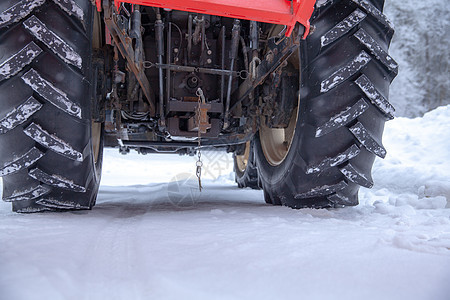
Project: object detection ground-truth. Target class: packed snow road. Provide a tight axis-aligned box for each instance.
[1,106,450,300]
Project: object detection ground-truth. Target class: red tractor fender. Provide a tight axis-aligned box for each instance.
[96,0,316,38]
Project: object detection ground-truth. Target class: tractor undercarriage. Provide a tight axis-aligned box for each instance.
[97,1,304,155]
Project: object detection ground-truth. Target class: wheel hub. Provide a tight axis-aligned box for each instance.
[259,100,298,166]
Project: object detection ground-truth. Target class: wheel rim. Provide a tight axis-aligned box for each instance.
[259,24,300,167]
[235,141,251,173]
[259,99,299,166]
[91,10,103,167]
[91,121,101,165]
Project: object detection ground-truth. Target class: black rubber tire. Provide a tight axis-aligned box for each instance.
[233,140,260,189]
[255,0,398,208]
[0,0,102,212]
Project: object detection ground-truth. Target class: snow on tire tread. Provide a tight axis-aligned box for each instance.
[321,9,366,47]
[53,0,85,24]
[355,74,395,119]
[23,15,82,69]
[295,181,348,199]
[351,0,394,31]
[306,144,361,174]
[354,28,398,74]
[15,206,53,213]
[28,168,86,192]
[349,122,386,158]
[320,51,371,93]
[328,193,353,205]
[0,96,42,134]
[0,42,43,81]
[315,98,369,137]
[340,163,373,188]
[0,147,44,176]
[21,69,82,119]
[0,0,45,28]
[3,185,51,202]
[24,122,83,162]
[37,198,89,210]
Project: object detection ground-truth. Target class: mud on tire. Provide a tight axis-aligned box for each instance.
[0,0,102,212]
[255,0,398,208]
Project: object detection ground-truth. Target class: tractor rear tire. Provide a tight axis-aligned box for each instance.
[0,0,102,212]
[255,0,398,208]
[234,141,260,189]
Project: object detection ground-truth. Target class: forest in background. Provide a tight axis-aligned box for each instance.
[385,0,449,117]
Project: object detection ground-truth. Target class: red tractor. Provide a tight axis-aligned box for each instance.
[0,0,397,212]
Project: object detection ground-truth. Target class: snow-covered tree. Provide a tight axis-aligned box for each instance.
[385,0,449,117]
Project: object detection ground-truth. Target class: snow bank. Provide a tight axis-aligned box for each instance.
[362,104,450,208]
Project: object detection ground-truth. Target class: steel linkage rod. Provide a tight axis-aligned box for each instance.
[155,8,165,128]
[103,0,155,115]
[223,19,241,129]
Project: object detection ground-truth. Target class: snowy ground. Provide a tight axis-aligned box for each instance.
[1,105,449,300]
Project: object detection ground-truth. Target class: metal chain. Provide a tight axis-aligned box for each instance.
[195,88,204,192]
